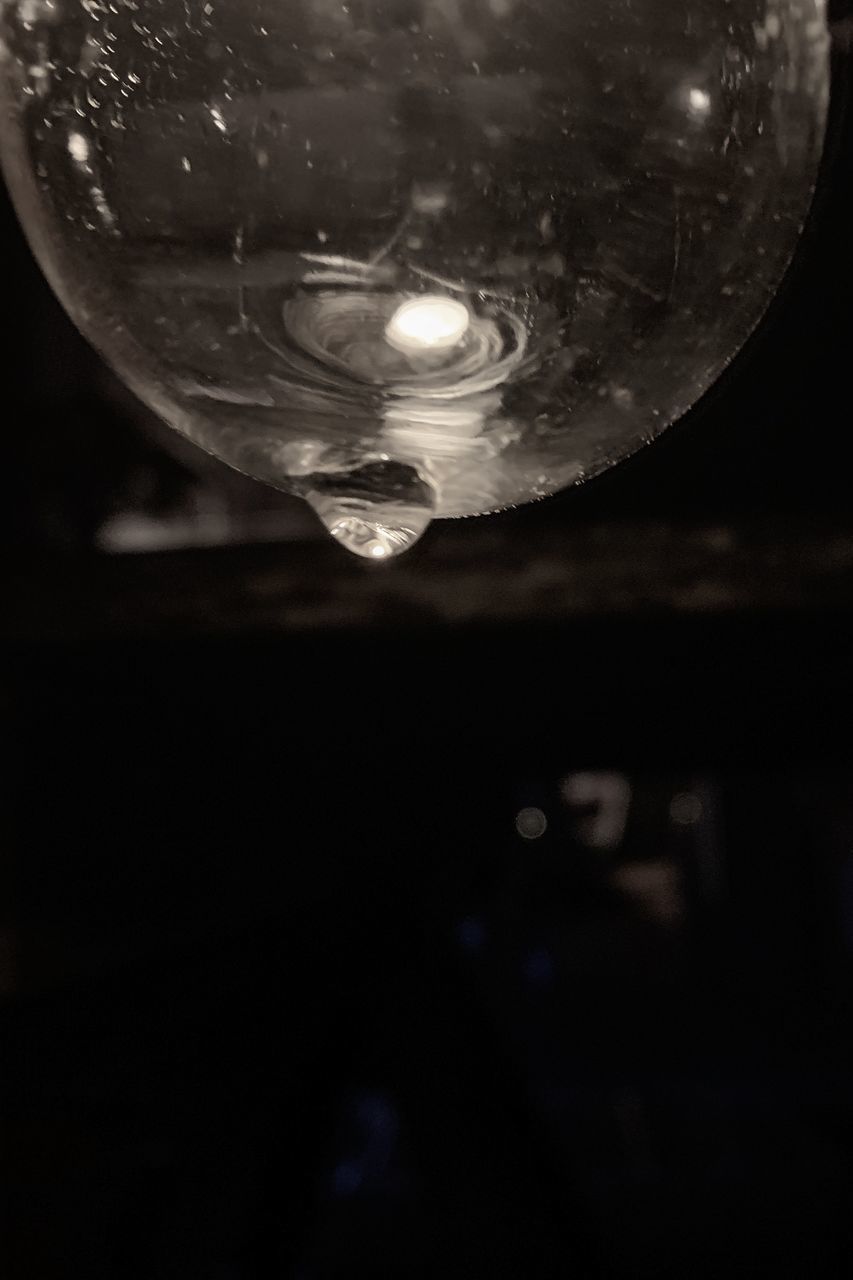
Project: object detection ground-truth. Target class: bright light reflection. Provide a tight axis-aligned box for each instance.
[687,87,712,116]
[385,295,470,355]
[67,130,90,165]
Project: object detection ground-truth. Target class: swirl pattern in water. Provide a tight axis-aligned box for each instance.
[0,0,831,555]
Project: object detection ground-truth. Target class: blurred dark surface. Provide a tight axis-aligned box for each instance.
[3,20,853,1280]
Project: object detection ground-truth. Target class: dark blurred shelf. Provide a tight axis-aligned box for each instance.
[7,517,853,644]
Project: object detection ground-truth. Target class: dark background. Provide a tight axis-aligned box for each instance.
[3,16,853,1279]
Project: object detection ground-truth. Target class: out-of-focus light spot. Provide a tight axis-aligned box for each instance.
[515,806,547,840]
[457,916,486,952]
[687,86,712,116]
[332,1160,364,1197]
[561,771,631,851]
[385,295,470,354]
[523,946,555,986]
[670,792,703,826]
[369,541,388,558]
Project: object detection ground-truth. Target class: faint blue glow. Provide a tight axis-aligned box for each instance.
[329,1091,399,1196]
[524,947,555,986]
[457,916,486,951]
[332,1160,364,1197]
[515,806,547,840]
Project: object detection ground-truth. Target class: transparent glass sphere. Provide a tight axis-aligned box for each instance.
[0,0,830,557]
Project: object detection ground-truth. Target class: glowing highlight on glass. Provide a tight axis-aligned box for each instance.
[385,296,470,355]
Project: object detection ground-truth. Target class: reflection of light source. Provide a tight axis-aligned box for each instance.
[385,295,470,355]
[687,86,712,117]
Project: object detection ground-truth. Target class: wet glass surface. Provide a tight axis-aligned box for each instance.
[0,0,830,555]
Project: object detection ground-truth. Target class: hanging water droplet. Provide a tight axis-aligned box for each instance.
[308,505,432,560]
[301,460,436,561]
